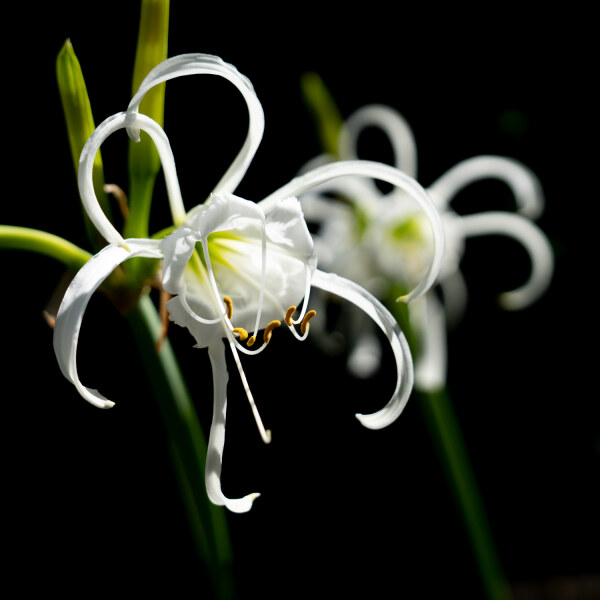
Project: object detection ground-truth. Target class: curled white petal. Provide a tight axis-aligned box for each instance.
[339,104,418,178]
[458,211,554,309]
[262,160,445,303]
[127,53,264,197]
[53,239,163,408]
[428,155,545,219]
[206,343,260,513]
[79,112,186,240]
[311,269,414,429]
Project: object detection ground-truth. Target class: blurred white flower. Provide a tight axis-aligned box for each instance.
[301,104,553,391]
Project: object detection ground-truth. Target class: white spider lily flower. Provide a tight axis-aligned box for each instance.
[301,104,553,391]
[53,56,446,512]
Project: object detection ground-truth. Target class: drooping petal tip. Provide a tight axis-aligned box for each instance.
[312,269,414,430]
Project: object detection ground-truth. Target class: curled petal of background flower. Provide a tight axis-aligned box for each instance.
[458,211,554,310]
[338,102,418,178]
[297,103,554,391]
[428,155,545,219]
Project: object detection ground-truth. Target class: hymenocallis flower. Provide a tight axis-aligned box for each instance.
[299,103,553,390]
[53,55,446,512]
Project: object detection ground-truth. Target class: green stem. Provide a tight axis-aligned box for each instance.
[388,296,511,599]
[0,225,91,271]
[126,294,234,600]
[417,388,513,600]
[123,0,170,288]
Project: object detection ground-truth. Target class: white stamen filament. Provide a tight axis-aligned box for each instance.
[228,341,272,444]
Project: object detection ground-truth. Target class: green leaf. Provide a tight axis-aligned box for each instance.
[56,39,111,250]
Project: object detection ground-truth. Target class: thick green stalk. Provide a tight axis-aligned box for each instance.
[125,0,169,245]
[127,294,234,600]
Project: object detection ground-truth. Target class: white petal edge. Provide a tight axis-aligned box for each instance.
[261,160,445,304]
[458,211,554,310]
[311,269,414,429]
[127,53,265,198]
[79,112,186,243]
[206,342,260,513]
[339,104,418,178]
[428,155,545,219]
[53,239,164,408]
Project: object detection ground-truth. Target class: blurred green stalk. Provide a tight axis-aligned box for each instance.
[303,72,513,600]
[418,388,512,600]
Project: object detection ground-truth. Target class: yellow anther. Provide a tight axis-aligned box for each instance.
[223,296,233,320]
[233,327,248,341]
[247,335,256,347]
[284,306,296,326]
[300,310,317,335]
[263,320,281,344]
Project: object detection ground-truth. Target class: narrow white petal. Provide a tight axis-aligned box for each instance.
[411,294,447,392]
[311,269,414,429]
[53,240,163,408]
[339,104,418,178]
[79,112,186,236]
[127,53,264,197]
[428,155,545,219]
[205,343,260,513]
[458,211,554,309]
[262,160,445,303]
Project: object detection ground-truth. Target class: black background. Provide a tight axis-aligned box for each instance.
[3,2,597,597]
